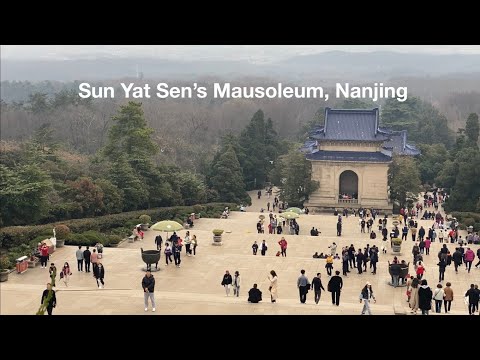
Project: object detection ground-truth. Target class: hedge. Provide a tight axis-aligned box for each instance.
[0,203,236,249]
[449,212,480,232]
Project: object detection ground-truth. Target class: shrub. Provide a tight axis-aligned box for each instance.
[139,214,151,224]
[55,225,71,240]
[391,238,402,246]
[0,256,13,270]
[474,223,480,232]
[107,235,122,244]
[463,218,475,227]
[212,229,224,236]
[0,203,236,249]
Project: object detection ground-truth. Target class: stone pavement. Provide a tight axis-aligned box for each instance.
[1,190,478,315]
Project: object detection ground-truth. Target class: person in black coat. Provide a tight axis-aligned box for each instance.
[327,271,343,306]
[155,235,163,251]
[437,259,447,282]
[336,221,342,236]
[142,270,156,312]
[248,284,262,303]
[452,248,463,272]
[83,246,92,273]
[356,250,365,274]
[418,279,433,315]
[94,262,105,288]
[41,283,57,315]
[221,270,233,296]
[311,273,325,304]
[465,284,480,315]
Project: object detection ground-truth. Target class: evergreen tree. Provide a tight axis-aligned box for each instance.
[465,113,479,144]
[0,164,52,226]
[273,149,319,207]
[209,146,251,204]
[108,156,148,211]
[388,156,422,209]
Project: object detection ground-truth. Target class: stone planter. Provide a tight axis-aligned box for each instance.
[140,224,149,231]
[0,270,9,282]
[212,235,223,246]
[109,243,119,248]
[56,239,65,248]
[392,244,401,253]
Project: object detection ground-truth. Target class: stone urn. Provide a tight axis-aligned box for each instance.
[56,239,65,248]
[212,229,224,246]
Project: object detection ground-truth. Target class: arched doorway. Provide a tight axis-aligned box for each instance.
[339,170,358,199]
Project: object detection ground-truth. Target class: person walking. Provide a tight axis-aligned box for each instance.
[251,241,258,255]
[221,270,233,296]
[83,246,91,273]
[94,262,105,289]
[443,282,454,313]
[408,276,420,314]
[91,248,99,276]
[154,234,163,251]
[465,284,479,315]
[173,242,182,267]
[260,240,268,256]
[433,283,445,313]
[437,259,447,282]
[60,262,72,287]
[327,271,343,306]
[464,247,475,273]
[40,243,49,268]
[142,270,156,312]
[233,271,241,297]
[416,261,425,279]
[297,269,310,304]
[40,283,57,315]
[164,243,173,265]
[325,254,334,276]
[425,238,431,255]
[370,247,378,274]
[359,282,376,315]
[268,270,278,303]
[191,235,198,256]
[342,251,349,276]
[278,237,287,257]
[49,263,57,287]
[312,273,325,304]
[356,249,365,274]
[418,279,433,315]
[75,246,84,272]
[184,231,192,256]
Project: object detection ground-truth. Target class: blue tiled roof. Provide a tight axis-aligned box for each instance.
[382,130,421,156]
[306,150,392,162]
[317,108,390,142]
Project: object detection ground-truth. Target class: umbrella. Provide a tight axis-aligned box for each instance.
[285,207,302,214]
[280,212,299,219]
[151,220,184,239]
[259,215,265,220]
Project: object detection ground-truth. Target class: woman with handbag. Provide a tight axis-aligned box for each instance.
[60,262,72,287]
[94,262,105,289]
[268,270,278,303]
[233,271,241,297]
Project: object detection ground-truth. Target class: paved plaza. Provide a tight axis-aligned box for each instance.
[1,191,478,315]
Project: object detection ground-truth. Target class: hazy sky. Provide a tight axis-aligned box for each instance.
[2,45,480,63]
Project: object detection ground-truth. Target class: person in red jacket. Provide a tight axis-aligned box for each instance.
[278,237,288,257]
[40,243,49,268]
[464,248,475,273]
[416,261,425,279]
[424,238,431,255]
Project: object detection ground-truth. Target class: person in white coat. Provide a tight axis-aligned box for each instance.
[268,270,278,303]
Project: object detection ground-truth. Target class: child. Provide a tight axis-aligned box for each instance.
[164,243,173,265]
[252,241,258,255]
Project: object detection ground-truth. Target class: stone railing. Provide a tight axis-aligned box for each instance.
[338,199,358,204]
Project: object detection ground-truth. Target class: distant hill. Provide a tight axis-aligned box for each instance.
[2,51,480,81]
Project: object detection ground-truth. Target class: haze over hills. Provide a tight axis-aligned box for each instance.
[2,51,480,81]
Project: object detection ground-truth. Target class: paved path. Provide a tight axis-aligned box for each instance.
[1,190,477,315]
